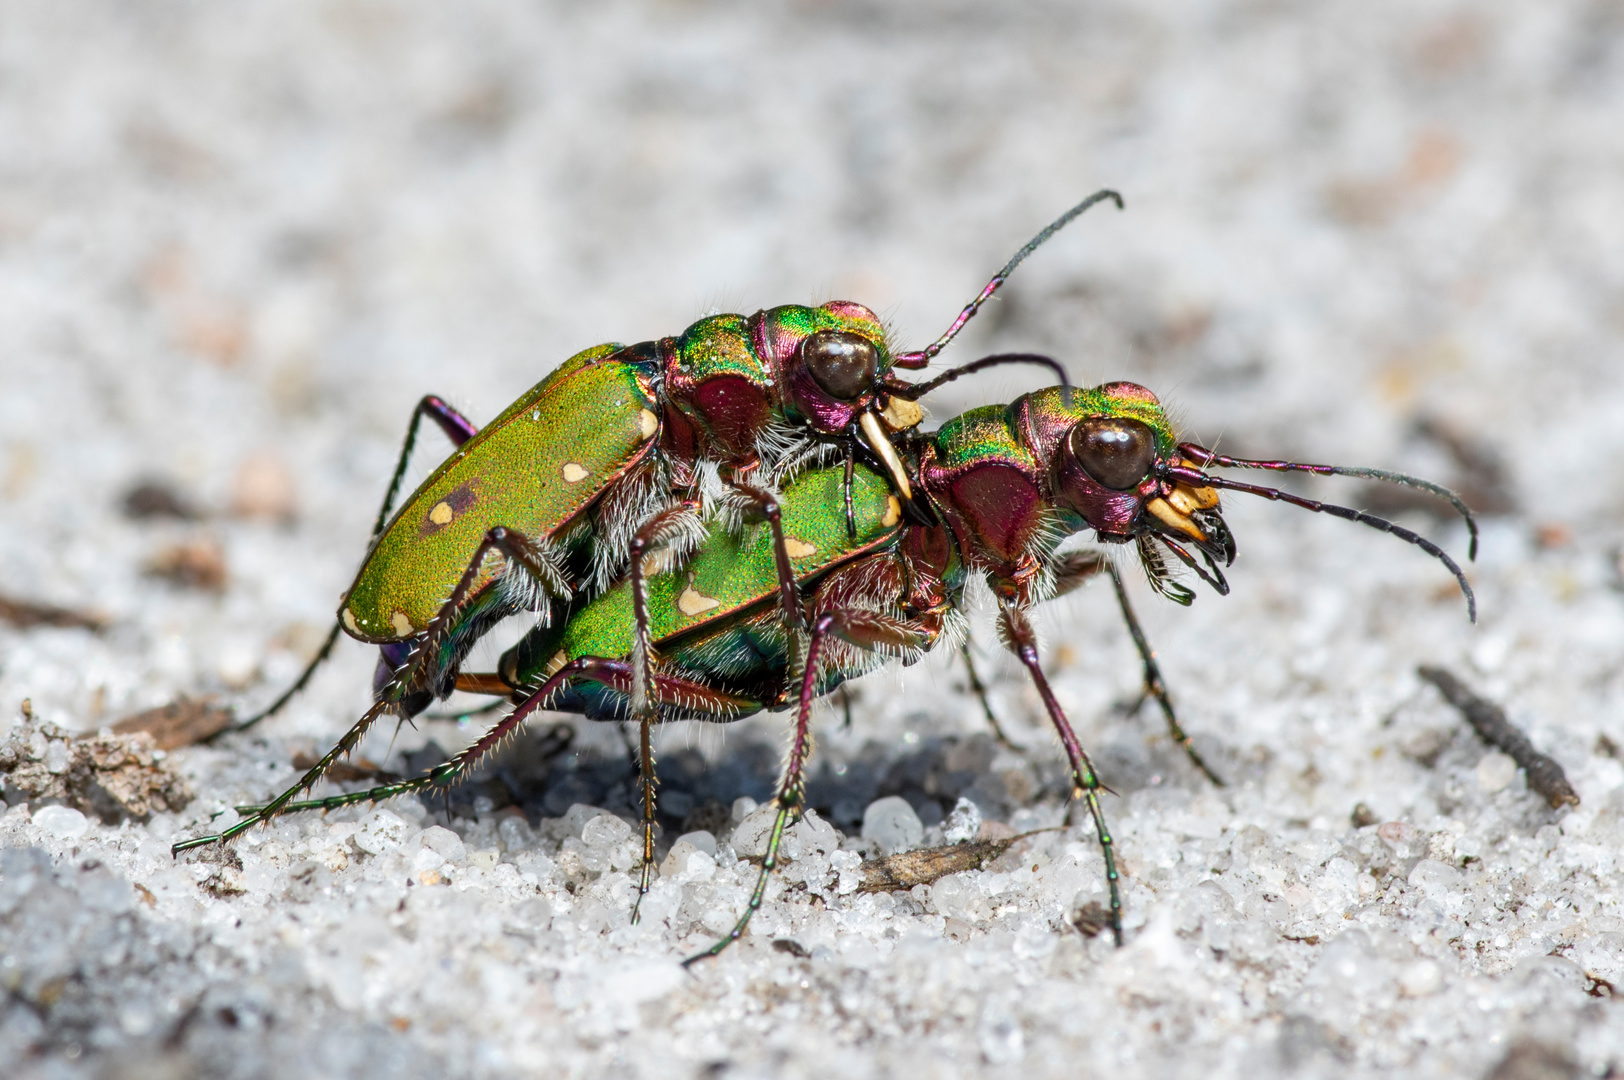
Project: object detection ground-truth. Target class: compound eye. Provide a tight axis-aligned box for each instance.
[802,330,879,400]
[1067,417,1157,491]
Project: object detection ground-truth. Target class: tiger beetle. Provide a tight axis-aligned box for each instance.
[174,197,1479,961]
[183,194,1125,859]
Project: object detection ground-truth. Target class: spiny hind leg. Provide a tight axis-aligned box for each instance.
[686,591,931,965]
[173,526,562,854]
[223,661,753,822]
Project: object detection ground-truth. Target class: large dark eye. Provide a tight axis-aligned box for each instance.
[1067,417,1157,490]
[801,330,879,400]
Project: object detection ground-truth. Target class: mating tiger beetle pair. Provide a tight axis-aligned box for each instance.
[173,190,1479,963]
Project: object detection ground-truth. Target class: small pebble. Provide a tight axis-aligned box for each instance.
[675,830,717,856]
[863,796,924,854]
[942,798,981,845]
[730,804,779,858]
[34,804,89,839]
[659,841,715,881]
[215,639,261,690]
[581,813,632,848]
[564,803,611,837]
[44,739,70,775]
[1399,959,1443,997]
[354,809,410,854]
[1476,751,1518,794]
[418,825,464,863]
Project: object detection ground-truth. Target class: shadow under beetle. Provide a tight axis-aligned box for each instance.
[175,196,1479,960]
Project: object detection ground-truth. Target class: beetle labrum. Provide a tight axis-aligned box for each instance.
[178,369,1477,958]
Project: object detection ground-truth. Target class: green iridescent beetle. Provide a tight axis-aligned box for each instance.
[194,379,1477,960]
[193,193,1125,847]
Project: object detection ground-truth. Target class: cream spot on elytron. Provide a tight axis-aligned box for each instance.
[532,409,540,422]
[390,611,414,636]
[429,501,454,526]
[638,408,658,439]
[784,537,816,558]
[562,463,589,483]
[545,649,568,677]
[881,496,902,528]
[677,587,722,617]
[341,609,360,634]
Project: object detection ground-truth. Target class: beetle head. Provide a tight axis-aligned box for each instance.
[1021,381,1235,601]
[1031,379,1476,614]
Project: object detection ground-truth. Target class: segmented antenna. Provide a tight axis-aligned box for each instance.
[1161,465,1477,623]
[894,189,1124,369]
[889,352,1071,402]
[1178,444,1478,560]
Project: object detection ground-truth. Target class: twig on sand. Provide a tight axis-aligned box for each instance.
[1418,665,1579,809]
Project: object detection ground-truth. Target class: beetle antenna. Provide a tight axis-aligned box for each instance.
[1161,464,1476,623]
[894,189,1124,370]
[889,352,1072,404]
[1178,443,1478,561]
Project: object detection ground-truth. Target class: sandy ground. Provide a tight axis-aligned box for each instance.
[3,2,1624,1077]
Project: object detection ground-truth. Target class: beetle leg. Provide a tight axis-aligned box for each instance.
[198,659,755,826]
[631,715,658,923]
[175,526,562,852]
[626,505,701,922]
[173,697,397,852]
[685,610,835,966]
[223,620,346,736]
[720,479,804,634]
[1105,563,1223,787]
[1044,551,1220,785]
[628,505,703,716]
[996,597,1124,947]
[228,394,481,735]
[959,641,1021,751]
[685,602,932,966]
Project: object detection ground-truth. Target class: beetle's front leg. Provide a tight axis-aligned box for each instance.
[1101,562,1222,786]
[718,477,805,633]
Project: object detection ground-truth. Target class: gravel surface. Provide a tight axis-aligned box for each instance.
[3,2,1624,1078]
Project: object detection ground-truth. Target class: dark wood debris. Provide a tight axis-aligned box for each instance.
[0,593,107,632]
[122,479,201,520]
[1418,665,1579,809]
[856,836,1021,893]
[1069,901,1113,938]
